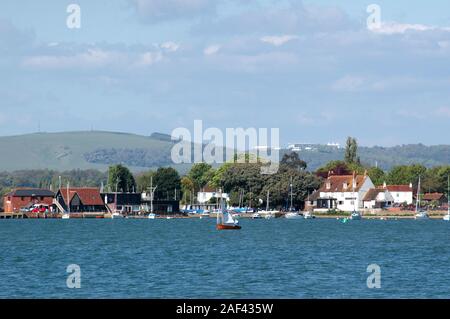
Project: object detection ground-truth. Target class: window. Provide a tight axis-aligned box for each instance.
[338,201,344,205]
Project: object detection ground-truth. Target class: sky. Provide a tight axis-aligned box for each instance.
[0,0,450,146]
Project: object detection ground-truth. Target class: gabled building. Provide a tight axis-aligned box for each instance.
[55,187,107,213]
[3,188,55,213]
[422,193,448,206]
[382,183,414,205]
[363,188,394,209]
[315,174,374,212]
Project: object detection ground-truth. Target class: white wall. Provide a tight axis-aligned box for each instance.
[390,191,413,205]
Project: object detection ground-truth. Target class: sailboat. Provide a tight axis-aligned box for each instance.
[443,176,450,221]
[285,178,303,219]
[61,182,71,219]
[350,173,362,220]
[258,190,279,219]
[415,176,429,220]
[216,191,241,230]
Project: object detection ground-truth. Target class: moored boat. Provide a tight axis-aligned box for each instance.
[216,191,241,230]
[414,176,429,220]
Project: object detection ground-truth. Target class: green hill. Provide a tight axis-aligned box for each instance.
[0,131,449,173]
[0,131,179,173]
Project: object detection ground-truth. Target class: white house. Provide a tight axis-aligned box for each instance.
[315,174,374,212]
[362,188,395,209]
[197,187,229,204]
[383,182,414,205]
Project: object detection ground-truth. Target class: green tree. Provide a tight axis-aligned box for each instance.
[387,164,427,186]
[280,152,307,171]
[344,137,360,164]
[367,167,386,186]
[180,176,195,204]
[188,163,213,192]
[136,170,155,192]
[153,167,181,200]
[107,164,136,192]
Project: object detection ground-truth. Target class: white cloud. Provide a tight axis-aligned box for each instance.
[130,0,215,23]
[136,51,163,66]
[331,75,365,92]
[260,35,299,46]
[160,41,180,52]
[369,21,450,35]
[204,44,221,55]
[434,107,450,118]
[22,49,121,69]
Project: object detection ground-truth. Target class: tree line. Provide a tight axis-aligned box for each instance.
[1,137,449,210]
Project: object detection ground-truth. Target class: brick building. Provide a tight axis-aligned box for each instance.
[3,188,55,213]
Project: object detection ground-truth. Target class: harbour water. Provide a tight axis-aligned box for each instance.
[1,218,450,298]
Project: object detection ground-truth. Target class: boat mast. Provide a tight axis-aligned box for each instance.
[289,177,294,211]
[352,172,356,213]
[447,175,449,216]
[415,176,421,213]
[67,181,70,215]
[266,190,270,211]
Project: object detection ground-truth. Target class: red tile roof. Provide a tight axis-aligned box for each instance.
[385,185,412,192]
[423,193,446,201]
[59,188,104,206]
[319,175,367,193]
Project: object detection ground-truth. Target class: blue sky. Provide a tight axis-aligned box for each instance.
[0,0,450,146]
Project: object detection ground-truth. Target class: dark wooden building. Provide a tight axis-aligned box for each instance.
[55,187,107,213]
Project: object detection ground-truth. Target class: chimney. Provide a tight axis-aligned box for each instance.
[383,181,387,189]
[409,182,413,189]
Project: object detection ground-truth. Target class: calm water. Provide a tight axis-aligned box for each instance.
[1,218,450,298]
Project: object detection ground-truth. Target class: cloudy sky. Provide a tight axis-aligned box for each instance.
[0,0,449,146]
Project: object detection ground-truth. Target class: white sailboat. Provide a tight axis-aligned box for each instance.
[259,190,280,218]
[61,182,71,219]
[415,176,429,220]
[443,176,449,221]
[216,191,241,230]
[350,173,362,220]
[285,178,303,219]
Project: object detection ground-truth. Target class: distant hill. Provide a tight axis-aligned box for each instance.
[0,131,182,173]
[0,131,449,173]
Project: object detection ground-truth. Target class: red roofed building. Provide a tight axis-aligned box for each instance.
[422,193,448,206]
[316,174,374,212]
[3,188,55,213]
[55,187,107,213]
[382,182,414,205]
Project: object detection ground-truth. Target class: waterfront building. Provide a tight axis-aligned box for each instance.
[422,193,448,206]
[315,174,374,212]
[55,187,107,213]
[3,188,55,213]
[362,188,394,209]
[102,192,141,214]
[197,186,229,204]
[382,182,414,205]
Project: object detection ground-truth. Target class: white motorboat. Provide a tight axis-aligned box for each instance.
[251,213,263,219]
[285,211,303,219]
[350,211,362,220]
[111,212,124,219]
[303,211,315,219]
[148,213,156,219]
[61,213,70,219]
[415,211,429,220]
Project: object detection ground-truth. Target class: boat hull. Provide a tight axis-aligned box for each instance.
[216,224,241,230]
